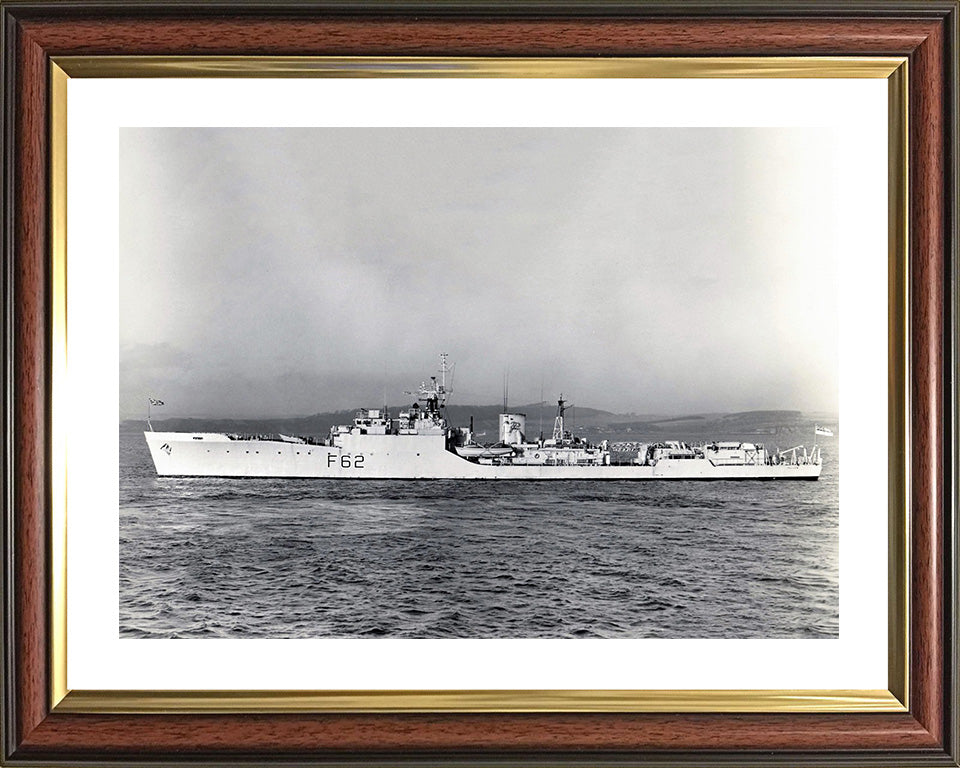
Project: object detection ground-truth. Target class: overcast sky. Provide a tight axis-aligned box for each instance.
[120,127,839,419]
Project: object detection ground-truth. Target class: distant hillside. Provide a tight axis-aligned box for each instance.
[120,402,616,438]
[121,410,356,438]
[605,410,825,437]
[121,405,835,441]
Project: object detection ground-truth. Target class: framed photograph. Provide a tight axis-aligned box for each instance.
[2,2,957,766]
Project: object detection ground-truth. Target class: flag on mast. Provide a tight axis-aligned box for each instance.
[149,398,164,406]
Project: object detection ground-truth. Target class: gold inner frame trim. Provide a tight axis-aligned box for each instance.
[48,55,910,715]
[886,61,910,709]
[50,61,69,710]
[56,688,903,714]
[53,55,905,79]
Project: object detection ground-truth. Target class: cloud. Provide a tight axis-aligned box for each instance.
[120,127,840,418]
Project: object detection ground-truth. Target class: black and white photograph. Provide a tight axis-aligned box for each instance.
[119,127,840,640]
[11,4,960,763]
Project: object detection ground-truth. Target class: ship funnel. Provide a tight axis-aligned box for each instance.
[499,413,526,445]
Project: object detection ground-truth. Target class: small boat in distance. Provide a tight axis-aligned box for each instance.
[815,425,835,437]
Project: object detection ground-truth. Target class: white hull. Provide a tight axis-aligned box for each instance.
[144,431,822,480]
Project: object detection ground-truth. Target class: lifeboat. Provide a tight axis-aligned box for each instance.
[454,444,515,459]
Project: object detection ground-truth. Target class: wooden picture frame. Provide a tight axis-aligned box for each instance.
[2,1,957,765]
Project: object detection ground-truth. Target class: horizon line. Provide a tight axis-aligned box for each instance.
[118,405,840,424]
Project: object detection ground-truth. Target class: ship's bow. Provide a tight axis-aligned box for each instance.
[143,431,177,476]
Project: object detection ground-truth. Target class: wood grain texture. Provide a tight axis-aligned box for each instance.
[16,16,942,56]
[13,20,49,749]
[13,712,942,754]
[907,14,946,747]
[2,5,955,764]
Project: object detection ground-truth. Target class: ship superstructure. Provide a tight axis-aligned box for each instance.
[144,355,823,480]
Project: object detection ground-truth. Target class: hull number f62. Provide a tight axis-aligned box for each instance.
[328,453,364,469]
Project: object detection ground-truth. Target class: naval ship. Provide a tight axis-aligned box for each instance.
[144,355,822,480]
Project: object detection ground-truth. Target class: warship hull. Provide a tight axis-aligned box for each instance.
[144,431,822,480]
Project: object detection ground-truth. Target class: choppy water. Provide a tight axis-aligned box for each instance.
[119,431,839,638]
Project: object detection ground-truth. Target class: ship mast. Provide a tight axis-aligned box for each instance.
[552,395,566,443]
[410,353,453,420]
[438,352,451,408]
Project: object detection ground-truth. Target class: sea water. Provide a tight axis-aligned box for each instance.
[119,431,839,639]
